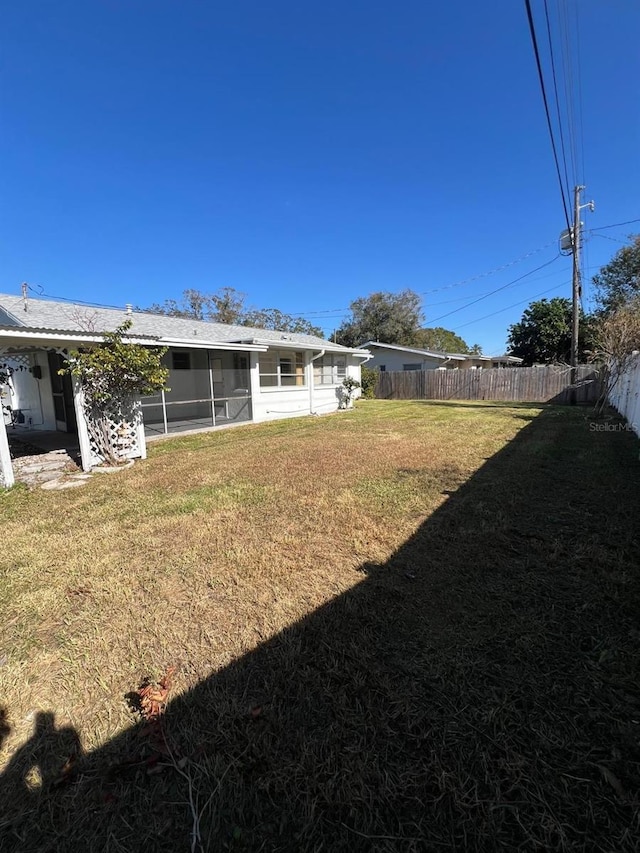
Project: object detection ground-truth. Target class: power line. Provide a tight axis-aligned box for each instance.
[572,0,587,185]
[417,241,558,296]
[591,218,640,232]
[524,0,572,233]
[591,233,630,246]
[26,283,127,312]
[424,254,562,325]
[543,0,571,203]
[558,0,579,186]
[451,282,570,331]
[288,240,558,317]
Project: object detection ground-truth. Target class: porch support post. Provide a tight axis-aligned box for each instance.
[160,388,168,434]
[248,352,261,422]
[134,398,147,460]
[0,412,14,488]
[72,377,94,472]
[208,352,216,427]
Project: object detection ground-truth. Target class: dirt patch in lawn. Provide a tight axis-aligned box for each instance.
[1,401,639,851]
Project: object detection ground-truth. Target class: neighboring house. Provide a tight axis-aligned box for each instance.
[463,354,524,369]
[0,293,370,485]
[360,342,522,371]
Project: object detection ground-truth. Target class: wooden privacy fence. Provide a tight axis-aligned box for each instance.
[375,365,602,404]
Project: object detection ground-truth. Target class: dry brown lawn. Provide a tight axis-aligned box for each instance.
[0,400,639,851]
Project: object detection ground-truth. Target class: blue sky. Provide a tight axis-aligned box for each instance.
[1,1,638,353]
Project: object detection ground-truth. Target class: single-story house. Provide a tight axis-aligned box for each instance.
[0,292,370,485]
[360,342,522,371]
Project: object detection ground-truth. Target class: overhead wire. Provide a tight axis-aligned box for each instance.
[558,0,579,186]
[26,283,128,312]
[287,240,559,317]
[450,282,571,332]
[524,0,572,233]
[543,0,572,204]
[572,0,587,186]
[423,255,562,325]
[591,218,640,232]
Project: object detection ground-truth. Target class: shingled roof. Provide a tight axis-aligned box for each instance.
[0,294,365,353]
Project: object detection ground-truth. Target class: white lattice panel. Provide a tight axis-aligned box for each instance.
[85,399,144,465]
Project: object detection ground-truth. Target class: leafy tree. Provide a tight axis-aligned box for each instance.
[506,297,594,365]
[148,287,247,324]
[61,321,168,464]
[336,290,424,348]
[148,288,322,336]
[413,326,481,354]
[593,235,640,312]
[240,307,322,337]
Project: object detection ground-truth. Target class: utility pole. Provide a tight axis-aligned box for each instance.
[570,185,594,398]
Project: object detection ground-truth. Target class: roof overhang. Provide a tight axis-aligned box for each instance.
[0,327,158,347]
[360,341,465,361]
[0,327,269,352]
[231,337,369,356]
[0,327,368,356]
[158,336,267,352]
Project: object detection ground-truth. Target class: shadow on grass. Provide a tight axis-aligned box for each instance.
[1,408,639,851]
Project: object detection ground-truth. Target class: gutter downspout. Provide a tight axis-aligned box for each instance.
[309,349,325,414]
[347,352,373,403]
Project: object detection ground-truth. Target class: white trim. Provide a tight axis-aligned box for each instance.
[0,329,269,353]
[72,378,94,472]
[0,413,14,488]
[248,352,261,421]
[309,349,325,414]
[0,329,157,346]
[159,337,267,352]
[237,337,369,356]
[134,399,147,460]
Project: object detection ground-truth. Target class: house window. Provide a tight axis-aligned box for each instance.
[259,350,305,388]
[313,354,347,385]
[172,352,191,370]
[403,363,421,371]
[379,365,386,371]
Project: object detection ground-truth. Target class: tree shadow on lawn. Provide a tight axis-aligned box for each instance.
[1,409,640,852]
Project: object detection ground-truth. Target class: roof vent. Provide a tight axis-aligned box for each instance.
[21,282,28,312]
[125,303,133,315]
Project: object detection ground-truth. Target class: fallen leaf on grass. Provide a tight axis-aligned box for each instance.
[137,665,177,721]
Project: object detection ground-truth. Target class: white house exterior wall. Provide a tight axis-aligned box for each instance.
[1,350,58,431]
[366,350,445,372]
[250,351,362,422]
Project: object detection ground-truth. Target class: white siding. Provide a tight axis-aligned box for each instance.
[251,350,362,422]
[366,349,445,372]
[1,351,57,431]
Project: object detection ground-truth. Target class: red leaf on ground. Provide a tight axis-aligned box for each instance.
[137,665,177,721]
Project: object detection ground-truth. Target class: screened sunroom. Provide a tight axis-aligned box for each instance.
[141,347,253,436]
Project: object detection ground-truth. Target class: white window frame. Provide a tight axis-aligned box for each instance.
[313,354,347,386]
[259,350,306,389]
